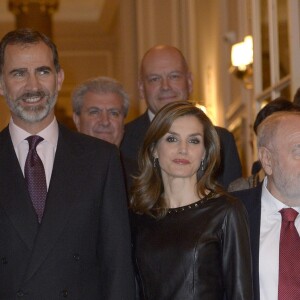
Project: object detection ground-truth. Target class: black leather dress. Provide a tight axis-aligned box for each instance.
[131,195,253,300]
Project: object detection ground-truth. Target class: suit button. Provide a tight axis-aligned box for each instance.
[61,289,68,297]
[73,253,80,261]
[16,290,25,297]
[1,257,7,264]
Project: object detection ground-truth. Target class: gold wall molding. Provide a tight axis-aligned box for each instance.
[8,0,59,15]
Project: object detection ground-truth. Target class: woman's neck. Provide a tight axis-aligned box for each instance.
[163,176,200,208]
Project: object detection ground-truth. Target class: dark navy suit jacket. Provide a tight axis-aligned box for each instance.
[0,124,135,299]
[232,184,262,300]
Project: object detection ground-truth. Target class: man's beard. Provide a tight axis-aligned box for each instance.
[5,90,57,123]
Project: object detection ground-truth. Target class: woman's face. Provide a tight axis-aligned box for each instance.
[154,115,206,181]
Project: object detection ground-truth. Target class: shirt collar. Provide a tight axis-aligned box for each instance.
[262,177,300,215]
[147,109,155,122]
[9,117,59,149]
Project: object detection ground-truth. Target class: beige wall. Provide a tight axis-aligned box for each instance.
[0,96,10,130]
[0,0,239,130]
[0,0,139,131]
[0,0,256,175]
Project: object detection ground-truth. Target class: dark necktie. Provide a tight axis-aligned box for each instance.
[24,135,47,223]
[278,208,300,300]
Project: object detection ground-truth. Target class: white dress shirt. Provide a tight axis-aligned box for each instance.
[147,109,155,122]
[9,118,59,189]
[259,177,300,300]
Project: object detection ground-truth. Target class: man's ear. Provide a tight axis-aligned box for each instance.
[57,69,65,91]
[187,72,193,96]
[0,79,4,96]
[138,78,145,100]
[72,113,80,131]
[258,146,273,175]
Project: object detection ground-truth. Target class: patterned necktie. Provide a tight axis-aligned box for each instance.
[24,135,47,223]
[278,208,300,300]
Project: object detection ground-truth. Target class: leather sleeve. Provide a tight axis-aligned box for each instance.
[222,199,254,300]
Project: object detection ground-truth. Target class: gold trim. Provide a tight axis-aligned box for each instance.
[8,0,59,15]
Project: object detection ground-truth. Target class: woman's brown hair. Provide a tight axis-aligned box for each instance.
[130,101,225,218]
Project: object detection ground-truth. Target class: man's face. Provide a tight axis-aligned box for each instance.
[73,91,125,147]
[139,47,193,114]
[261,115,300,206]
[0,42,64,128]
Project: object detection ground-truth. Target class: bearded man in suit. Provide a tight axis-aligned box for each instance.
[0,28,135,299]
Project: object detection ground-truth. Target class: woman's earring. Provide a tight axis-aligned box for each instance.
[200,159,204,171]
[153,157,158,168]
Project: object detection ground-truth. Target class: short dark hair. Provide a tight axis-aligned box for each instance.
[253,97,300,135]
[293,87,300,106]
[0,28,61,76]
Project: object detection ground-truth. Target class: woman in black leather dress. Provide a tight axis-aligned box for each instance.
[130,101,253,300]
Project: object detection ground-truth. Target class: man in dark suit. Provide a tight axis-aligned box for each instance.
[0,28,135,299]
[233,111,300,300]
[121,45,242,189]
[71,76,138,190]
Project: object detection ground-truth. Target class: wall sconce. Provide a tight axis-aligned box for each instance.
[230,35,253,89]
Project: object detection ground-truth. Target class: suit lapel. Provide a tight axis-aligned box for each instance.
[138,112,151,135]
[128,112,150,139]
[233,185,262,300]
[0,127,39,250]
[244,185,262,300]
[24,126,81,281]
